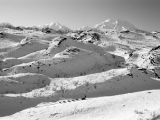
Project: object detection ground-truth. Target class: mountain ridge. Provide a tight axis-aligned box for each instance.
[0,19,138,32]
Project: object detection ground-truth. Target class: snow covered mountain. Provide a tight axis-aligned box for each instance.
[93,19,136,32]
[77,19,137,32]
[0,22,14,28]
[0,19,136,33]
[79,26,92,31]
[38,22,72,32]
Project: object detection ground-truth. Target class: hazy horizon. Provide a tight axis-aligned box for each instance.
[0,0,160,31]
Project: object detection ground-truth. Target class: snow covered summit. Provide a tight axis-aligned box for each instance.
[94,19,136,32]
[79,26,92,31]
[38,22,71,32]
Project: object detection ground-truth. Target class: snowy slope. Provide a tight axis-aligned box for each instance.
[0,37,49,59]
[0,42,124,78]
[0,19,160,120]
[0,73,50,94]
[1,90,160,120]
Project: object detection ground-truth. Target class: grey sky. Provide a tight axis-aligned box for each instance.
[0,0,159,31]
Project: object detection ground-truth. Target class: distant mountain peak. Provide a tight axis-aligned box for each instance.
[78,26,92,31]
[94,19,136,32]
[104,19,111,22]
[0,22,14,28]
[38,22,72,32]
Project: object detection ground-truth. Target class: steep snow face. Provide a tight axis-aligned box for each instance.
[79,26,92,31]
[94,19,136,32]
[38,22,71,32]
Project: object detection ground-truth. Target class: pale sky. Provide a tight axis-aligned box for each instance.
[0,0,160,31]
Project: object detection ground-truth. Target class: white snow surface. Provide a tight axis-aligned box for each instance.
[0,20,160,120]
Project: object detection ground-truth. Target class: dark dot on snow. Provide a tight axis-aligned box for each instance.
[82,95,86,100]
[148,92,152,93]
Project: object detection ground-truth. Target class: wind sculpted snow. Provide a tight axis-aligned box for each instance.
[0,19,160,120]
